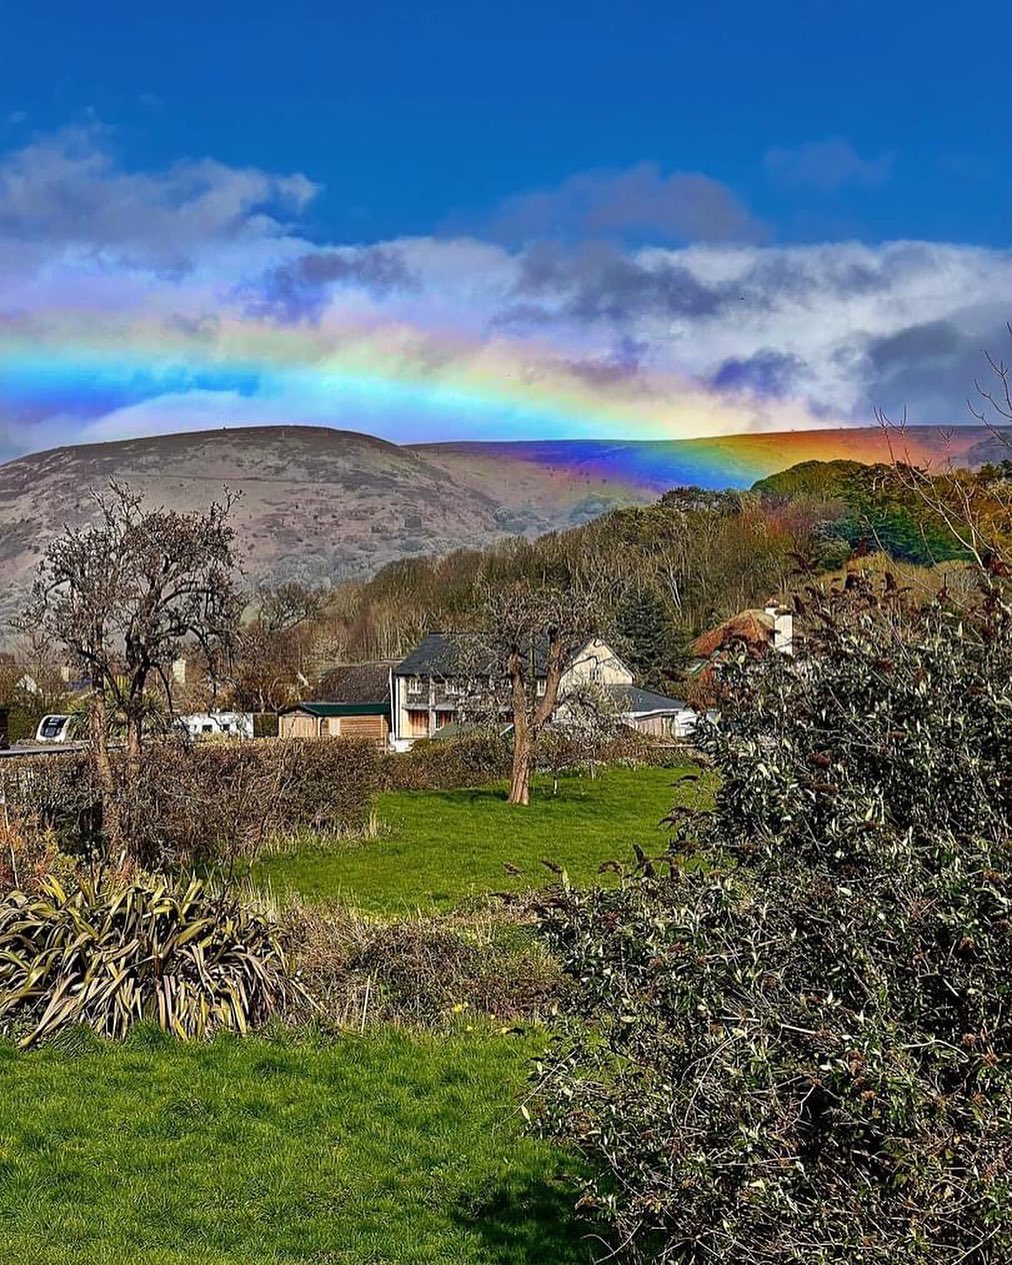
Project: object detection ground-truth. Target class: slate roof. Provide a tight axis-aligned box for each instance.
[605,684,689,715]
[394,632,551,677]
[315,661,393,704]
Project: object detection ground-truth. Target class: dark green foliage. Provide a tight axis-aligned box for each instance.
[754,459,970,565]
[0,874,302,1044]
[616,584,684,690]
[536,579,1012,1263]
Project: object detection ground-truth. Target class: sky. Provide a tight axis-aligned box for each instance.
[2,0,1012,462]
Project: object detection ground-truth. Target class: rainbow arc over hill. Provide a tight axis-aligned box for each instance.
[0,315,993,487]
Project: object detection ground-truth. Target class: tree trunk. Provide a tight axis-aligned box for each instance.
[89,674,123,856]
[507,731,533,806]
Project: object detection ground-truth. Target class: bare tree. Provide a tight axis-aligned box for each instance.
[22,482,241,847]
[463,576,601,806]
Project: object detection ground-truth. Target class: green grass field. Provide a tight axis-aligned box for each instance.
[2,765,690,1262]
[256,764,693,913]
[0,1026,590,1265]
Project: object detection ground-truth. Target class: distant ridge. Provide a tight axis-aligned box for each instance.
[412,425,1012,494]
[0,423,1006,624]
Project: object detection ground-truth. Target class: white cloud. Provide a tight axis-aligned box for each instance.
[2,127,1012,458]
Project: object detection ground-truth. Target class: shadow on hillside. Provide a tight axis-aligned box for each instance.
[454,1178,599,1263]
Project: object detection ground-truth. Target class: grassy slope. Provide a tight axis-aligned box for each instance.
[257,765,692,913]
[0,1027,590,1265]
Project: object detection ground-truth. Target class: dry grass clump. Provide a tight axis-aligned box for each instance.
[286,897,565,1030]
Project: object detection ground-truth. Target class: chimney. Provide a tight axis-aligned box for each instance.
[765,605,793,656]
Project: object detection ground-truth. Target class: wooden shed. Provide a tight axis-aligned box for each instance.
[279,702,390,745]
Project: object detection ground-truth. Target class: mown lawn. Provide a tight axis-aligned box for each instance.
[257,764,697,913]
[0,1026,590,1265]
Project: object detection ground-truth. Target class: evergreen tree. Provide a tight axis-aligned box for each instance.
[616,584,682,692]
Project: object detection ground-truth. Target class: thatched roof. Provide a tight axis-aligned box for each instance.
[689,609,775,659]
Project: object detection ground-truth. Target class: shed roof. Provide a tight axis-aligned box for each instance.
[282,701,390,718]
[605,683,689,715]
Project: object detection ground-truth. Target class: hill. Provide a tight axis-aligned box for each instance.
[416,425,1012,493]
[0,425,651,625]
[1,422,1008,625]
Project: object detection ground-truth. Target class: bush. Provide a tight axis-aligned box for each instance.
[0,873,303,1045]
[378,733,512,791]
[0,752,104,856]
[273,737,378,837]
[289,901,564,1029]
[535,578,1012,1264]
[0,737,379,869]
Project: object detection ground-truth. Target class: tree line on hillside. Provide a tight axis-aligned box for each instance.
[6,455,1006,739]
[224,457,1009,711]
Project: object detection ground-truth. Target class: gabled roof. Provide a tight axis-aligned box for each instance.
[316,661,393,705]
[605,683,689,715]
[395,632,552,677]
[281,701,390,718]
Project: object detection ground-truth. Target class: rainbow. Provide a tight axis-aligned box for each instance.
[0,312,987,489]
[0,310,842,451]
[421,426,993,492]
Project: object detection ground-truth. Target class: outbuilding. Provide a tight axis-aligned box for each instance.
[279,661,394,745]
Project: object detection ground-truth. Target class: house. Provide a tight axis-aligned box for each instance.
[690,605,794,660]
[278,661,393,745]
[606,684,698,739]
[391,633,691,748]
[685,604,794,705]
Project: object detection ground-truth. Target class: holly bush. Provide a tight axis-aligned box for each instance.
[536,575,1012,1263]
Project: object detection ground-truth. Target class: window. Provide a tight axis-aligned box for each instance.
[406,676,423,696]
[445,679,461,696]
[536,679,547,696]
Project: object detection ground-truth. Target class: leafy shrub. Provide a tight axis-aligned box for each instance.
[536,577,1012,1264]
[0,873,303,1045]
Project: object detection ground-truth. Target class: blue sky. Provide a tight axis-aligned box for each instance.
[2,1,1011,459]
[4,0,1008,246]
